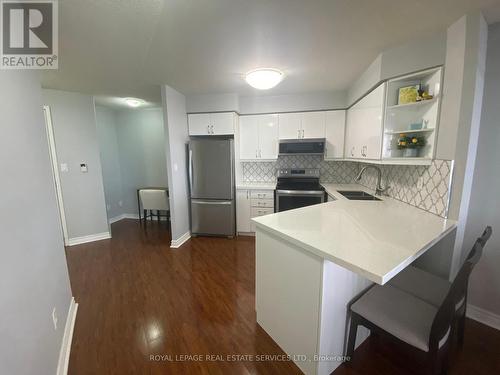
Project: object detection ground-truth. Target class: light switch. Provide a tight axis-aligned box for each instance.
[80,163,88,173]
[60,163,68,172]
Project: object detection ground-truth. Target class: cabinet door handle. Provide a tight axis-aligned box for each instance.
[207,125,210,134]
[211,125,214,134]
[351,146,355,157]
[302,129,305,138]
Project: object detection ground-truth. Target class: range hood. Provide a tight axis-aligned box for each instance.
[279,138,325,155]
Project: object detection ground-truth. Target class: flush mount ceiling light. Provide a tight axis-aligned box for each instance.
[245,68,284,90]
[124,98,144,107]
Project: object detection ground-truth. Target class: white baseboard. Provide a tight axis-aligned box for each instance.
[109,213,169,224]
[467,304,500,331]
[171,231,191,248]
[57,297,78,375]
[109,214,128,224]
[67,232,111,246]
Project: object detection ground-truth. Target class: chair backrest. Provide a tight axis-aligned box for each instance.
[428,226,491,351]
[139,189,169,210]
[461,226,491,277]
[469,226,492,260]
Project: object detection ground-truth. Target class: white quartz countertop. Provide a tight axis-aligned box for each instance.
[236,181,276,190]
[253,184,457,285]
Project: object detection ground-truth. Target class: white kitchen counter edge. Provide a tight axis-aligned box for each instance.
[253,183,457,284]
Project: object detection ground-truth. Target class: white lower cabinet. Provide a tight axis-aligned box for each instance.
[236,188,275,234]
[236,190,252,233]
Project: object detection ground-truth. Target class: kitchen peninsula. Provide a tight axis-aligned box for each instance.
[253,184,456,375]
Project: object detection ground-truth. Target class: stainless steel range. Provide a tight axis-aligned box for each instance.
[275,168,326,212]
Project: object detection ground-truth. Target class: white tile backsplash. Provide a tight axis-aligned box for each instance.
[356,160,453,218]
[240,157,453,218]
[241,155,359,183]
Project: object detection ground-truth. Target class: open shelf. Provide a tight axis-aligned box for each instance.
[381,157,432,166]
[384,128,435,135]
[387,96,438,110]
[382,66,443,164]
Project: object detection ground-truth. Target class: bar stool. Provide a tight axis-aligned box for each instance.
[138,189,170,227]
[346,227,491,375]
[388,226,492,346]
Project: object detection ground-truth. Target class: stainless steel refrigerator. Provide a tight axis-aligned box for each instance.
[188,138,235,237]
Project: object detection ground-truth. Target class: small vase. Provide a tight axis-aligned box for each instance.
[403,148,419,157]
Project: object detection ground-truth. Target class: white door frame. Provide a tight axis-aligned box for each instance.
[43,105,69,245]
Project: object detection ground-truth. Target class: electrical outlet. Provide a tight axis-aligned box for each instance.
[52,307,58,330]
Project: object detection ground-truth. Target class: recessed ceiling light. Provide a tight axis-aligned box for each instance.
[124,98,144,107]
[245,68,284,90]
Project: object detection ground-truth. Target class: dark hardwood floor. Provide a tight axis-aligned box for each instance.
[66,220,302,375]
[65,219,500,375]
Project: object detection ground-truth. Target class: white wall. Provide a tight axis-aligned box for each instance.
[463,22,500,321]
[380,32,447,81]
[95,106,124,220]
[347,55,383,106]
[42,89,109,240]
[0,71,73,375]
[347,32,446,106]
[437,13,488,278]
[239,91,346,114]
[186,93,239,113]
[186,91,346,115]
[95,106,169,220]
[115,108,168,215]
[162,85,191,243]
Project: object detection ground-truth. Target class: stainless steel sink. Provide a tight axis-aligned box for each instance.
[337,190,381,201]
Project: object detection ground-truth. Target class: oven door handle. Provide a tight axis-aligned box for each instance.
[276,189,325,196]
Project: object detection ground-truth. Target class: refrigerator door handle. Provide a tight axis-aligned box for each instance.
[192,199,232,205]
[188,148,194,193]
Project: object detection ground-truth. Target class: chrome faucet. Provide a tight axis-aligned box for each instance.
[355,165,389,196]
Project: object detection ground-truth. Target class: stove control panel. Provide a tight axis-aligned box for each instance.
[277,168,320,178]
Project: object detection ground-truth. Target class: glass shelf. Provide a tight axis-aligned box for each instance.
[384,128,435,135]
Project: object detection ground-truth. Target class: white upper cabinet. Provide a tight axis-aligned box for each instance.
[324,110,346,159]
[278,113,302,139]
[188,112,236,135]
[188,113,211,136]
[301,112,326,139]
[211,112,236,135]
[259,115,279,159]
[345,83,385,160]
[239,115,260,159]
[278,112,326,140]
[239,114,279,161]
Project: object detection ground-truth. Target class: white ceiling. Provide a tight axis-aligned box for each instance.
[42,0,500,106]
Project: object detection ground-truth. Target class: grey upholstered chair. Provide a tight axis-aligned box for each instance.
[346,227,491,375]
[388,226,492,346]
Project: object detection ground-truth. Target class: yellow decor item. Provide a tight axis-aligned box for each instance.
[398,85,420,104]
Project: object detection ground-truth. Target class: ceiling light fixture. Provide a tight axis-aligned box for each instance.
[245,68,284,90]
[124,98,144,107]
